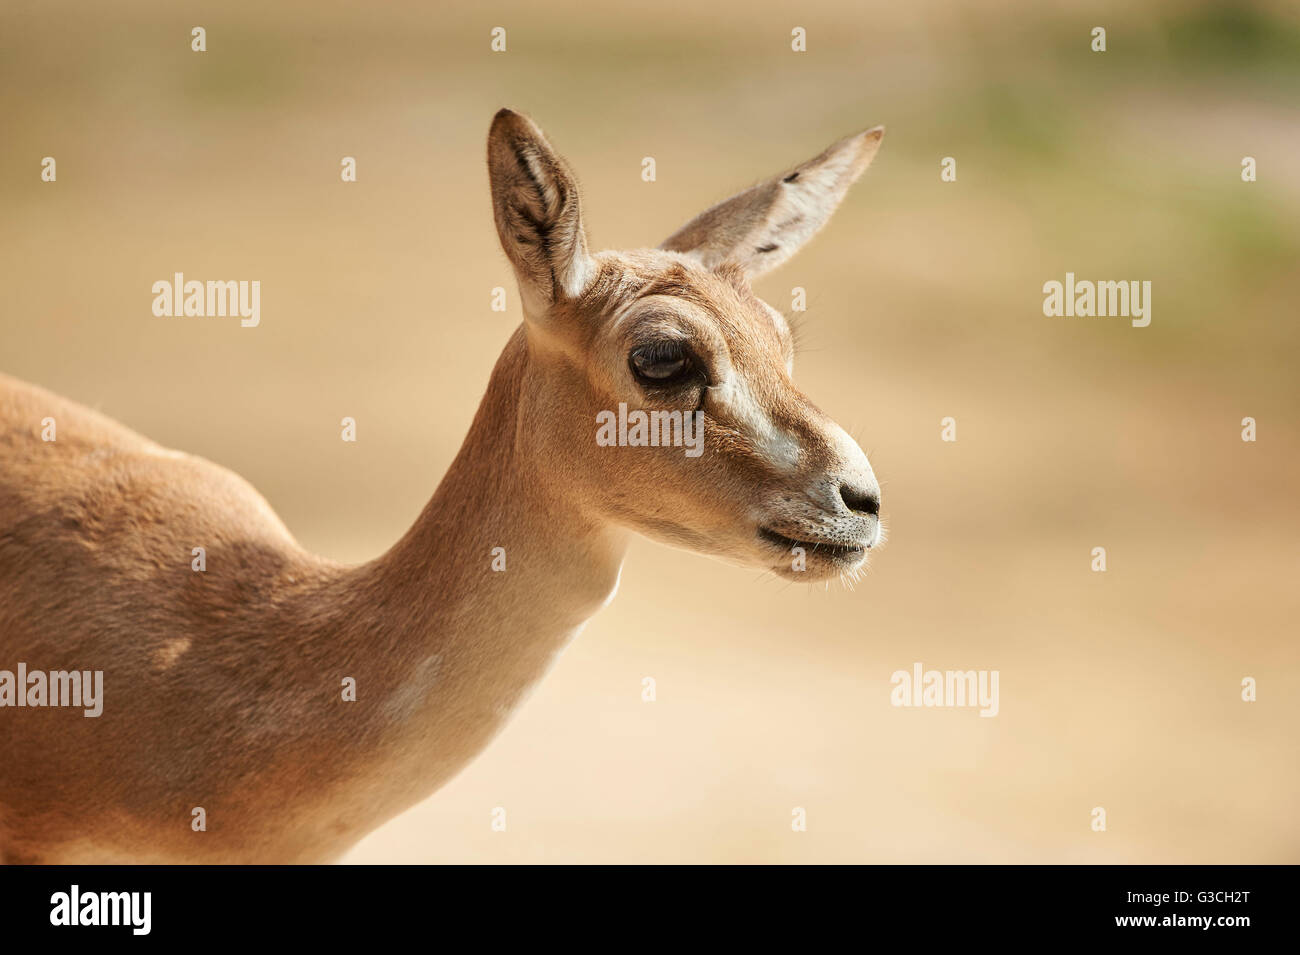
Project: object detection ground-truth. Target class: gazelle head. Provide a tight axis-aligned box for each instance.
[488,108,884,583]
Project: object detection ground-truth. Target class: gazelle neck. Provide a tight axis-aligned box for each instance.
[370,324,626,635]
[329,325,626,812]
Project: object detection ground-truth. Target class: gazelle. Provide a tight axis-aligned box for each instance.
[0,109,884,863]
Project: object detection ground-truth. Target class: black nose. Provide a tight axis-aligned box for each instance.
[839,484,880,517]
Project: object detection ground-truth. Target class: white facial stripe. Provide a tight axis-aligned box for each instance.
[711,372,801,473]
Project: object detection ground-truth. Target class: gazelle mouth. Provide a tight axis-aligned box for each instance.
[757,527,867,560]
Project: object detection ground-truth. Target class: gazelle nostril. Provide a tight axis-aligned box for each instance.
[839,484,880,517]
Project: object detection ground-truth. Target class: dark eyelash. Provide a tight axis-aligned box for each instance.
[638,340,687,362]
[630,340,708,389]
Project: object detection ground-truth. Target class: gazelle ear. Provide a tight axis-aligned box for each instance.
[659,125,884,279]
[487,108,595,316]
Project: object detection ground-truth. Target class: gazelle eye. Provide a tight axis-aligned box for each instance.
[630,341,692,383]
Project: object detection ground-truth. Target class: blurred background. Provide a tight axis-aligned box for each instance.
[2,0,1297,862]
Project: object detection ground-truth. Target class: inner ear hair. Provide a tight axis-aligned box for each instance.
[487,108,592,310]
